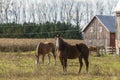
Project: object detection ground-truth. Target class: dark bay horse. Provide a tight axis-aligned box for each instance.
[55,34,89,73]
[35,42,56,65]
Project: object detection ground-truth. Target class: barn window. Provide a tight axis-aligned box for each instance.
[99,27,102,32]
[90,27,93,32]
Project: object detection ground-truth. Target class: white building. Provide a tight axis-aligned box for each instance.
[115,0,120,55]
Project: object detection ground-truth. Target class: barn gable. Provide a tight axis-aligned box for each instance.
[83,15,116,33]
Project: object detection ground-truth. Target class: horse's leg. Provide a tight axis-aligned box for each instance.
[60,57,65,72]
[78,57,83,74]
[42,55,45,64]
[84,57,89,73]
[64,58,67,72]
[48,53,50,64]
[53,50,56,65]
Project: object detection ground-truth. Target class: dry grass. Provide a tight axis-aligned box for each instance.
[0,38,82,52]
[0,52,120,80]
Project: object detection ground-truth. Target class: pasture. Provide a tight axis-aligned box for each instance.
[0,39,120,80]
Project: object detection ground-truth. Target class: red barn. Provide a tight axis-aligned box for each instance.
[83,15,115,47]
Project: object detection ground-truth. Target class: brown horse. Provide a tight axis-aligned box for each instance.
[89,46,106,56]
[35,42,56,65]
[55,34,89,74]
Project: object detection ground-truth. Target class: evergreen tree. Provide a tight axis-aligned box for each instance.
[0,22,83,39]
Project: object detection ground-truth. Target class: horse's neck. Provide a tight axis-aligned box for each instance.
[60,39,70,49]
[63,41,69,46]
[60,38,66,45]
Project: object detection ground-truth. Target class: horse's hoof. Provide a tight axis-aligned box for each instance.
[35,60,38,64]
[85,71,88,74]
[63,72,67,75]
[78,72,80,74]
[47,63,50,65]
[53,62,56,66]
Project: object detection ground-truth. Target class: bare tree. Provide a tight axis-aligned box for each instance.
[0,0,3,23]
[93,0,105,15]
[36,3,44,24]
[66,0,74,24]
[59,0,75,24]
[22,3,27,23]
[2,0,12,23]
[28,1,37,23]
[36,1,51,24]
[50,0,59,23]
[74,1,84,28]
[59,1,65,22]
[106,0,118,15]
[17,1,22,24]
[11,0,22,23]
[40,2,48,23]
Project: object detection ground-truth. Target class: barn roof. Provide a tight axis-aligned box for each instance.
[83,15,116,32]
[97,15,116,32]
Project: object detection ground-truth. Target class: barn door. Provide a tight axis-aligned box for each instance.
[110,33,115,47]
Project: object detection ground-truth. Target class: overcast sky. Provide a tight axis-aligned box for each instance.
[114,0,120,11]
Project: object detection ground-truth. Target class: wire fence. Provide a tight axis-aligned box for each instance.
[0,29,81,39]
[0,29,79,35]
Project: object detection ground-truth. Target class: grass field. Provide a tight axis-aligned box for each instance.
[0,52,120,80]
[0,38,120,80]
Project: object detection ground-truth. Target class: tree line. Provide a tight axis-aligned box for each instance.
[0,22,83,39]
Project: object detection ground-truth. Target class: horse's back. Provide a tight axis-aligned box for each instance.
[40,42,54,48]
[36,42,55,55]
[48,43,55,48]
[63,44,81,59]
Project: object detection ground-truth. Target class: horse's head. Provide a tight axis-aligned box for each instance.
[55,34,63,50]
[35,54,39,64]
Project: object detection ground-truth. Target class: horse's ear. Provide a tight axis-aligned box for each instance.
[76,44,78,46]
[55,33,60,37]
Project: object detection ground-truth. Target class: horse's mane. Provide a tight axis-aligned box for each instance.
[59,37,72,51]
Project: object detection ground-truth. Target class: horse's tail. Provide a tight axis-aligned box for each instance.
[36,42,40,56]
[76,43,89,73]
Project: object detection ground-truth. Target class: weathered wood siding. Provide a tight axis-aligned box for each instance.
[116,12,120,55]
[116,12,120,40]
[84,17,112,47]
